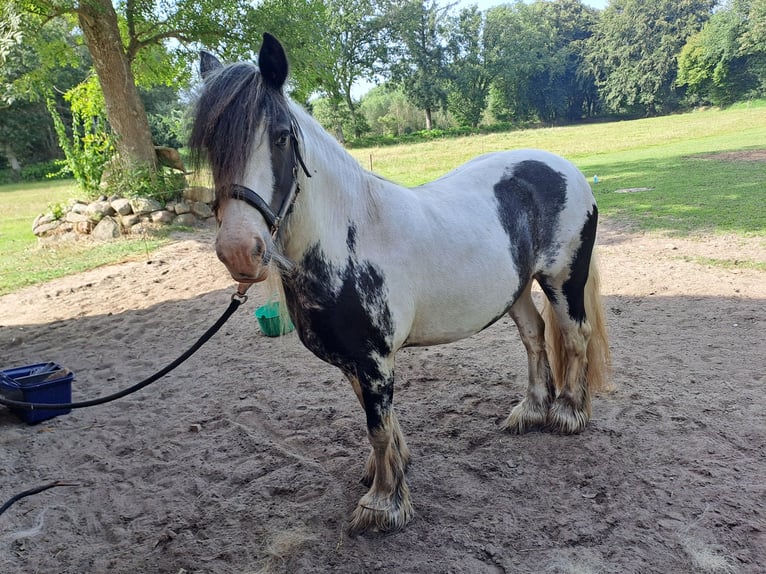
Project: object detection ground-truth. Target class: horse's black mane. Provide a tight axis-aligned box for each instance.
[189,61,290,197]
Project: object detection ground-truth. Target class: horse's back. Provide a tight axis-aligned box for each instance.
[425,149,592,204]
[418,149,596,257]
[384,149,596,347]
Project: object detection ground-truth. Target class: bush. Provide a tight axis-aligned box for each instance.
[101,159,186,202]
[0,162,72,185]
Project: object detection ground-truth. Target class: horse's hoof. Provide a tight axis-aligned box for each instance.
[503,399,548,434]
[347,491,413,535]
[546,396,589,434]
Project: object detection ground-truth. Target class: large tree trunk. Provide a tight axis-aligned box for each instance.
[424,107,433,130]
[2,143,21,180]
[77,0,157,170]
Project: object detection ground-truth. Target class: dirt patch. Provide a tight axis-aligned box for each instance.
[1,222,764,573]
[614,187,654,194]
[695,149,766,162]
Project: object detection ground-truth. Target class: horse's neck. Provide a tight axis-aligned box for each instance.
[285,108,381,261]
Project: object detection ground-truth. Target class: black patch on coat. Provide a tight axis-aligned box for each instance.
[282,243,395,430]
[562,206,598,323]
[346,223,358,253]
[493,160,568,300]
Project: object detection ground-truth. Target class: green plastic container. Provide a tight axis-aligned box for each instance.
[255,301,294,337]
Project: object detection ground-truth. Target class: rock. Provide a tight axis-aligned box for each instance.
[70,201,88,214]
[129,197,163,216]
[190,201,213,219]
[151,210,174,224]
[130,222,148,235]
[91,216,121,240]
[75,220,94,235]
[121,214,140,228]
[33,213,56,228]
[86,200,116,220]
[173,200,191,215]
[33,221,62,237]
[183,186,214,204]
[65,211,90,224]
[111,198,133,216]
[173,213,197,227]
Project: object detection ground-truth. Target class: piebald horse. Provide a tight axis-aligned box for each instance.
[190,33,611,534]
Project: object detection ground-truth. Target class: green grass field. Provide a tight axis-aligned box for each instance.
[350,103,766,236]
[0,180,167,296]
[1,104,764,296]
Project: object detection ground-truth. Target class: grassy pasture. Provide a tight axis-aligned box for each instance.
[351,103,766,235]
[1,104,764,296]
[0,180,167,296]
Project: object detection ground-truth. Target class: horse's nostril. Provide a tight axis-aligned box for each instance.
[252,239,264,259]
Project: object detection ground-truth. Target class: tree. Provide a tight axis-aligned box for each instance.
[0,10,87,173]
[541,0,600,121]
[586,0,715,115]
[445,6,493,127]
[387,0,451,130]
[15,0,255,175]
[242,0,388,141]
[76,0,155,168]
[485,1,555,123]
[737,0,766,91]
[677,1,757,106]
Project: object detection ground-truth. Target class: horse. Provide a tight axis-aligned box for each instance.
[190,33,611,534]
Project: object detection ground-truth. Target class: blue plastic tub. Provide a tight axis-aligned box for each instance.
[0,362,73,424]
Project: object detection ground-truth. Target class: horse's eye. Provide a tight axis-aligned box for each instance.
[275,131,290,149]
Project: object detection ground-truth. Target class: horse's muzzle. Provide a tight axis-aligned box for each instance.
[215,234,270,284]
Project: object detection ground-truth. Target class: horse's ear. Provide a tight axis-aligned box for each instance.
[200,51,222,81]
[258,32,288,90]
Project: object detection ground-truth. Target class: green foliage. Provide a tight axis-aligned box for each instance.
[0,161,70,185]
[0,11,88,168]
[141,85,187,148]
[445,6,491,127]
[48,201,66,220]
[46,78,113,198]
[102,161,186,202]
[677,0,765,106]
[388,0,451,128]
[587,0,716,115]
[250,0,387,140]
[483,0,600,123]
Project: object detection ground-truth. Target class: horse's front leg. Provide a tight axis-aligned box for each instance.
[346,364,413,534]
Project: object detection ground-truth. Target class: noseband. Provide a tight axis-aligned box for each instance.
[228,119,311,238]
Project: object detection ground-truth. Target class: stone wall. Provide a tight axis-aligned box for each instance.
[33,187,215,240]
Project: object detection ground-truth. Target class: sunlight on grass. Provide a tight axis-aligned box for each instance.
[0,179,169,296]
[351,106,766,236]
[1,236,168,296]
[2,105,765,295]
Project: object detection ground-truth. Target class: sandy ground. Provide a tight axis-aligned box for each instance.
[0,219,764,574]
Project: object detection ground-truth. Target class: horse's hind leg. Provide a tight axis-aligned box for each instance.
[346,363,413,534]
[504,283,556,433]
[539,269,594,434]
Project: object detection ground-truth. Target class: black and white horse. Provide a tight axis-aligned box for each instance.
[190,33,611,534]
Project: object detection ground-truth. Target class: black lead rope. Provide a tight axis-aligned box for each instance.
[0,292,247,412]
[0,481,79,518]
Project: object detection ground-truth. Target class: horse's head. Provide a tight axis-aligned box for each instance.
[191,33,306,285]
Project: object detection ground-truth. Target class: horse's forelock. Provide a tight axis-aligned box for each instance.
[189,61,289,198]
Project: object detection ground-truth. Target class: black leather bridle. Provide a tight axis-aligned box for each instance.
[228,119,311,238]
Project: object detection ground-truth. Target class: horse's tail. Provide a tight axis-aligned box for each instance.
[542,255,613,394]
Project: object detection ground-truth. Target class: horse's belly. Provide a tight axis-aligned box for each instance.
[403,274,520,347]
